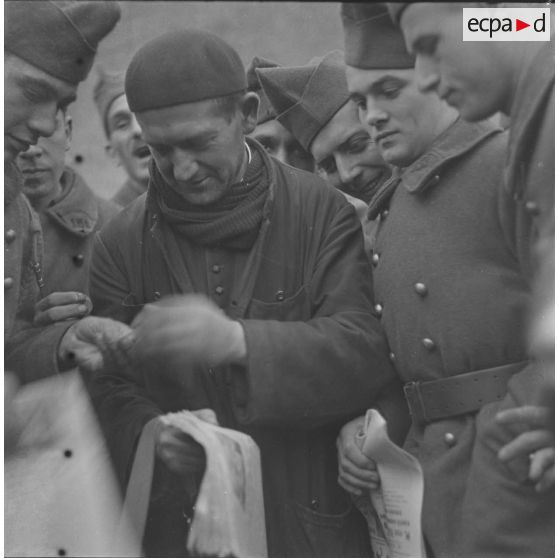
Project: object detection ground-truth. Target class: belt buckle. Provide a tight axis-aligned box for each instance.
[404,381,427,426]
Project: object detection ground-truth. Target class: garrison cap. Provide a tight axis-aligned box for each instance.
[126,29,247,113]
[5,1,121,85]
[256,51,351,152]
[341,3,414,69]
[93,67,125,137]
[246,56,280,125]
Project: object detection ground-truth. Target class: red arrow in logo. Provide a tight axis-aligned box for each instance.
[516,18,530,31]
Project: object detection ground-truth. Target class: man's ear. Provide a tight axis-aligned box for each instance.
[239,91,260,135]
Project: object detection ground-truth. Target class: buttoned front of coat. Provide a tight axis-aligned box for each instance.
[90,141,398,558]
[368,119,531,556]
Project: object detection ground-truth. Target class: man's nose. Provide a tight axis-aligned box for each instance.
[130,114,142,136]
[364,100,389,129]
[18,143,43,159]
[415,56,440,93]
[27,102,59,139]
[336,156,360,187]
[172,149,199,182]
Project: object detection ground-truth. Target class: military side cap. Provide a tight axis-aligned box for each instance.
[246,56,280,125]
[126,29,247,113]
[341,3,414,69]
[93,67,125,137]
[256,50,351,152]
[5,1,121,85]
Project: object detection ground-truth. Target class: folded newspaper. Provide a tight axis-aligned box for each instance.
[352,409,426,558]
[5,372,141,557]
[158,411,268,558]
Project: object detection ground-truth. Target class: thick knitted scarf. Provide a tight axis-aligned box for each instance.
[147,147,269,250]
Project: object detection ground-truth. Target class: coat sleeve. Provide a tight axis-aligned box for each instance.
[88,231,163,486]
[5,322,74,384]
[231,201,397,429]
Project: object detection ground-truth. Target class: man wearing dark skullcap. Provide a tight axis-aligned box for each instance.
[335,4,535,558]
[246,56,315,173]
[392,3,554,557]
[89,28,398,558]
[5,0,129,384]
[93,68,151,207]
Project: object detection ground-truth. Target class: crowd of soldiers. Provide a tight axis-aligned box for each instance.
[4,2,554,557]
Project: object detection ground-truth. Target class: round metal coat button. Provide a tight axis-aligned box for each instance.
[215,286,224,295]
[275,290,285,302]
[72,254,85,266]
[381,209,389,220]
[374,303,383,316]
[212,264,221,273]
[5,229,16,243]
[414,282,428,296]
[389,352,396,362]
[444,432,457,447]
[524,200,540,216]
[4,277,14,289]
[372,253,380,266]
[422,338,436,351]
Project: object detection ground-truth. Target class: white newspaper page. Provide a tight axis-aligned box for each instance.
[161,411,268,558]
[353,409,426,558]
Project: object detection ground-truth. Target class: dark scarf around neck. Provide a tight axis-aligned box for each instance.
[147,146,269,250]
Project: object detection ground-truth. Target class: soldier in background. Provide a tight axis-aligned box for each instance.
[16,108,119,326]
[246,56,315,173]
[257,52,391,207]
[94,68,151,207]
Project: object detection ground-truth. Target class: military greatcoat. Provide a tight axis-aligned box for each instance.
[368,118,532,557]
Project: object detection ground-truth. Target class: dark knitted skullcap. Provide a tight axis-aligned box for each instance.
[246,56,280,125]
[341,3,414,69]
[93,67,125,136]
[5,1,121,85]
[256,51,351,152]
[126,29,247,113]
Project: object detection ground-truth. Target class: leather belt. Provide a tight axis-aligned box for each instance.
[403,361,527,425]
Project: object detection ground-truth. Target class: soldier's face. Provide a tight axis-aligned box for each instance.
[4,54,76,162]
[17,110,70,203]
[399,3,511,121]
[251,120,314,172]
[346,66,453,167]
[106,95,151,186]
[310,100,390,204]
[138,95,256,206]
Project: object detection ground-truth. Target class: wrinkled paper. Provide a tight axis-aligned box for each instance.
[160,411,268,558]
[353,409,426,558]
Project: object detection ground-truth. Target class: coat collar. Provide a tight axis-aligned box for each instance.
[399,118,500,194]
[5,160,23,208]
[368,118,501,218]
[44,167,100,237]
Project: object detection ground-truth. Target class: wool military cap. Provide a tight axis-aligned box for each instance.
[5,1,121,85]
[93,67,126,137]
[246,56,280,125]
[341,3,414,69]
[256,51,351,152]
[126,29,247,113]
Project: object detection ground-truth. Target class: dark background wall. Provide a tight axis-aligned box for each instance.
[68,1,345,199]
